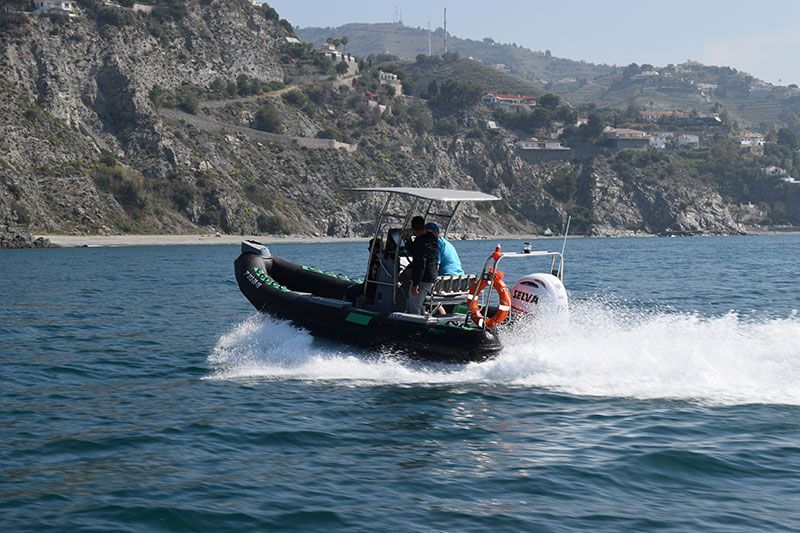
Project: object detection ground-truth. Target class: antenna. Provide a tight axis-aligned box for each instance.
[443,8,448,53]
[427,20,431,55]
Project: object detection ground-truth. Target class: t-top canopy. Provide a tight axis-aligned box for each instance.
[346,187,500,202]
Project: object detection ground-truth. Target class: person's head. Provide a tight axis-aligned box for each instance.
[425,222,440,236]
[410,216,425,236]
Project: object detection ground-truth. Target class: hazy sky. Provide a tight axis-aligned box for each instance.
[267,0,800,85]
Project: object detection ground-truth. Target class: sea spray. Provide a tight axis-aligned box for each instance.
[208,303,800,405]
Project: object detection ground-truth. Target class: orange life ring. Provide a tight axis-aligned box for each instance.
[466,269,511,329]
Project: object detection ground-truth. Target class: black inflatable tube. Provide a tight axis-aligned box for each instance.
[234,251,502,362]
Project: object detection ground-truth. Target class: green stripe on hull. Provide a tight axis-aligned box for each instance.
[345,312,373,326]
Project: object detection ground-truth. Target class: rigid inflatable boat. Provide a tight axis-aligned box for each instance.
[234,187,569,362]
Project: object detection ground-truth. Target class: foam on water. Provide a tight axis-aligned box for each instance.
[208,302,800,405]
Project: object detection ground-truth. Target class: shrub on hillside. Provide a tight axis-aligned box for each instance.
[152,0,187,23]
[96,5,135,27]
[281,89,307,108]
[431,79,482,112]
[257,212,290,234]
[91,163,147,218]
[334,61,349,75]
[260,4,279,21]
[236,74,283,97]
[253,101,283,133]
[174,85,199,113]
[315,127,343,141]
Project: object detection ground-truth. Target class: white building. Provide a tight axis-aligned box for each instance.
[749,83,772,98]
[482,92,537,113]
[736,132,766,154]
[516,139,570,151]
[378,70,403,94]
[34,0,76,16]
[633,70,659,79]
[650,132,675,149]
[315,42,358,75]
[764,166,788,177]
[676,133,700,149]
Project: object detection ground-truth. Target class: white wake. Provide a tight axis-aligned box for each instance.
[207,302,800,405]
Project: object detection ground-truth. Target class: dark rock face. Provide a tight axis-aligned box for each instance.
[0,226,55,248]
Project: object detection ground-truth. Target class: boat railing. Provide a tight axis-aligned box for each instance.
[464,247,565,330]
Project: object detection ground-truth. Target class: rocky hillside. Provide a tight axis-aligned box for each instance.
[2,0,793,247]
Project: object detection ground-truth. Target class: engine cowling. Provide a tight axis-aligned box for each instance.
[510,273,569,318]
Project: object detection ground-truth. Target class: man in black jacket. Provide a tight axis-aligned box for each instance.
[405,216,439,314]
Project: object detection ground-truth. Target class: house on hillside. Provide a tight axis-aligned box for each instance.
[33,0,77,16]
[517,139,570,151]
[764,166,788,177]
[632,70,659,80]
[735,132,766,155]
[603,127,651,150]
[749,82,772,98]
[697,83,717,94]
[482,92,537,113]
[649,132,674,149]
[640,110,692,122]
[315,42,358,75]
[378,70,403,94]
[676,133,700,149]
[516,138,572,162]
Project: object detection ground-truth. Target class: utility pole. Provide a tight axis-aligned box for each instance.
[443,8,448,53]
[428,21,432,55]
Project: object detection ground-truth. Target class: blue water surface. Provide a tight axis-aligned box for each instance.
[1,235,799,531]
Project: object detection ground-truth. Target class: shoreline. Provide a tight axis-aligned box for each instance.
[30,229,800,248]
[34,233,574,248]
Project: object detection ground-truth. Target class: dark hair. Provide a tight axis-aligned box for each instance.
[411,216,425,230]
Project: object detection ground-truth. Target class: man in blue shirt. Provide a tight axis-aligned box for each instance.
[425,222,464,276]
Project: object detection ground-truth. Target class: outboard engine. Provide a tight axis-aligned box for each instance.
[510,273,568,319]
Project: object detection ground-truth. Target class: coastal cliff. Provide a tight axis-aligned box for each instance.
[1,0,789,245]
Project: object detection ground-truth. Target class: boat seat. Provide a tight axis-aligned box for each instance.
[431,274,476,296]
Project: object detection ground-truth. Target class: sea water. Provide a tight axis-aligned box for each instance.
[1,235,799,530]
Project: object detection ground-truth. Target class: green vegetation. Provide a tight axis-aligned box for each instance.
[257,212,290,234]
[148,76,283,112]
[428,78,483,112]
[253,100,283,133]
[260,3,280,22]
[151,0,188,23]
[236,74,283,97]
[410,54,540,99]
[281,89,307,108]
[95,5,135,27]
[149,84,199,113]
[315,126,345,141]
[91,163,148,218]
